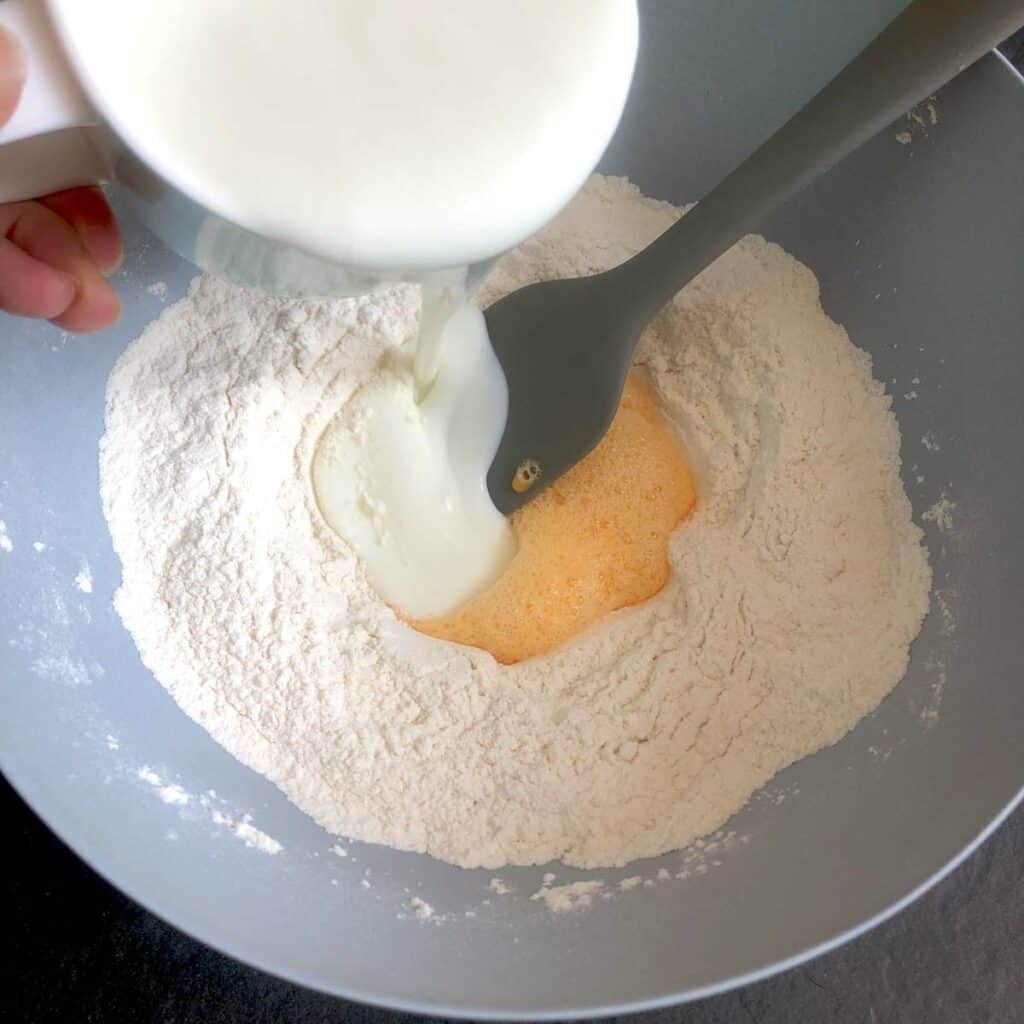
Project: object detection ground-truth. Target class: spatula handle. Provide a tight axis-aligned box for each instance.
[611,0,1024,326]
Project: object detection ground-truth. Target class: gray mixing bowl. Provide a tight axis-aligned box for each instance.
[2,2,1022,1017]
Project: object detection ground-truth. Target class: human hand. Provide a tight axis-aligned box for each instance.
[0,25,121,332]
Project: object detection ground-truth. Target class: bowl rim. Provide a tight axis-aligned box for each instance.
[5,755,1021,1020]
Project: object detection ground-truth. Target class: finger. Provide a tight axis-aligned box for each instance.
[0,201,120,332]
[0,26,26,127]
[42,187,123,274]
[0,236,76,319]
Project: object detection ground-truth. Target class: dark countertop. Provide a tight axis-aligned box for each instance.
[6,31,1024,1024]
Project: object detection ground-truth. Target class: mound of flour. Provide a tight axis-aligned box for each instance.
[100,176,931,869]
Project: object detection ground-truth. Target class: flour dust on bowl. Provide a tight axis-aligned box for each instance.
[2,6,1024,1020]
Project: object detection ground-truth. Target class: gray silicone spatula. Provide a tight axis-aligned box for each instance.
[486,0,1024,515]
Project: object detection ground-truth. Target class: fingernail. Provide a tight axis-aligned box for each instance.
[44,273,78,327]
[55,270,78,307]
[80,223,124,277]
[104,281,122,321]
[102,251,124,278]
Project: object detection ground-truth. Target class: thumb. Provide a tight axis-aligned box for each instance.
[0,25,26,127]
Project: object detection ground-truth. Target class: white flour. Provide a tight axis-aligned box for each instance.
[133,765,284,855]
[531,879,605,914]
[100,176,931,869]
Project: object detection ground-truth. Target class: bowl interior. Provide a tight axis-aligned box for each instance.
[2,2,1023,1018]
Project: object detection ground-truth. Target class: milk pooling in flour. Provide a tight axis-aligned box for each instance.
[312,300,516,618]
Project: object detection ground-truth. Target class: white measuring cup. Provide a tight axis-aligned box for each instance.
[0,0,469,297]
[0,0,640,299]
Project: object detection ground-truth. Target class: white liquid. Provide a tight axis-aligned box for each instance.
[59,0,638,614]
[312,302,515,619]
[58,0,638,271]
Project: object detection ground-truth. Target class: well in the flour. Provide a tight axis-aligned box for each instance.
[410,367,697,663]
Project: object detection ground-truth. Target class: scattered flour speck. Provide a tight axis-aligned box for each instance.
[935,588,958,638]
[410,897,434,920]
[158,783,190,806]
[231,817,283,854]
[137,766,189,805]
[135,768,282,853]
[32,652,91,686]
[531,880,605,914]
[74,564,94,594]
[922,495,957,533]
[208,806,283,854]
